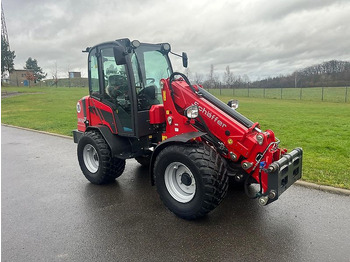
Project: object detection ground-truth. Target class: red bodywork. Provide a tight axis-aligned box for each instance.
[77,79,286,194]
[154,79,285,193]
[77,96,118,134]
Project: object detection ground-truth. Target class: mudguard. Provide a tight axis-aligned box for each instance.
[149,131,206,185]
[74,125,131,159]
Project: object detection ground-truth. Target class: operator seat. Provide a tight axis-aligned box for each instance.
[138,85,159,110]
[106,75,133,132]
[106,75,126,99]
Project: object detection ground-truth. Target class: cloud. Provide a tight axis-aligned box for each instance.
[3,0,350,80]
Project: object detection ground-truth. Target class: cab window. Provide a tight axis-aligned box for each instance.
[132,47,171,110]
[89,48,99,95]
[100,47,133,133]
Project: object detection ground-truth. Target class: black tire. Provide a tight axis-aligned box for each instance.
[77,130,125,184]
[154,143,228,220]
[135,155,151,167]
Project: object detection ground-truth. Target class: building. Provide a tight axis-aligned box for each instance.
[9,69,35,86]
[1,72,10,84]
[69,72,81,78]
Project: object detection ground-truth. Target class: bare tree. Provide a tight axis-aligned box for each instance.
[223,65,235,88]
[50,61,58,87]
[242,74,250,84]
[184,67,192,81]
[208,64,214,88]
[194,72,204,85]
[235,75,242,88]
[207,64,219,88]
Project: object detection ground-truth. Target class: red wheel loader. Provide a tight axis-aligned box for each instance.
[73,38,303,220]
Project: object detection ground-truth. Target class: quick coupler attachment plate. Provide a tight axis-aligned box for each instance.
[262,148,303,205]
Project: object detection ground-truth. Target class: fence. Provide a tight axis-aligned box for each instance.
[39,78,88,88]
[207,86,349,103]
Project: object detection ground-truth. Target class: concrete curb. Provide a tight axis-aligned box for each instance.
[2,124,350,196]
[295,180,350,196]
[2,124,72,140]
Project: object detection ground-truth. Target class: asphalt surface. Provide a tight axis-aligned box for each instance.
[2,125,350,262]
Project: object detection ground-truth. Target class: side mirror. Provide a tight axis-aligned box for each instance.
[182,52,188,68]
[227,99,239,110]
[113,46,127,65]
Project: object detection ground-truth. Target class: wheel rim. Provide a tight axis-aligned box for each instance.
[164,162,196,203]
[83,144,99,173]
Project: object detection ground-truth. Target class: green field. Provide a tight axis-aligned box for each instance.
[2,86,350,189]
[1,86,86,136]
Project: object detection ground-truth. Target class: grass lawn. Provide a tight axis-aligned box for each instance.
[1,86,86,136]
[2,86,350,189]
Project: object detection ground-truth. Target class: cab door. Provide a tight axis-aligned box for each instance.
[131,46,172,137]
[88,45,136,136]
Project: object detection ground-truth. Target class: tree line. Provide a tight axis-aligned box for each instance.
[2,36,349,89]
[187,60,350,89]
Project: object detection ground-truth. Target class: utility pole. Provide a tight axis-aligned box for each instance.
[2,3,11,81]
[1,4,9,46]
[68,64,71,88]
[54,61,58,88]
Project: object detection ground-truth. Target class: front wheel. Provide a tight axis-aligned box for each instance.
[154,143,228,220]
[77,130,125,184]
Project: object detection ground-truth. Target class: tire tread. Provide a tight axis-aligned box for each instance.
[78,130,125,184]
[154,142,228,219]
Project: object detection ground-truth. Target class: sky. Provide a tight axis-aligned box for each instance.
[3,0,350,81]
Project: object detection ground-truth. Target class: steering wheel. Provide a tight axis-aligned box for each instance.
[138,77,156,99]
[146,78,155,84]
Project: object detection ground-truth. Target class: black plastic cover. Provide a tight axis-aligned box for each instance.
[266,147,303,204]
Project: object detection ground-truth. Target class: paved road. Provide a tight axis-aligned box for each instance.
[2,125,350,262]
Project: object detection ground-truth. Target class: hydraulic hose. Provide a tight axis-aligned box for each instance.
[169,72,197,94]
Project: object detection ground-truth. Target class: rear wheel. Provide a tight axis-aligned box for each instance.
[154,143,228,220]
[77,130,125,184]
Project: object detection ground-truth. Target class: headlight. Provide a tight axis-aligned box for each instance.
[227,99,239,109]
[76,102,81,113]
[167,116,173,125]
[131,40,140,48]
[162,43,171,52]
[184,105,199,119]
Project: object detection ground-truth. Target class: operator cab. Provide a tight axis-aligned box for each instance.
[87,38,174,137]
